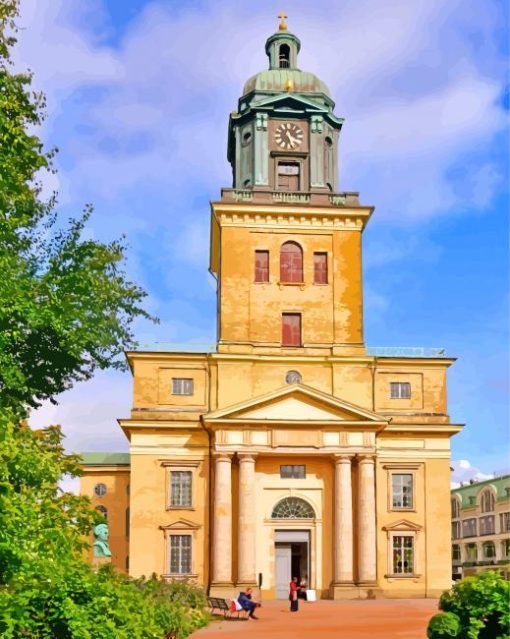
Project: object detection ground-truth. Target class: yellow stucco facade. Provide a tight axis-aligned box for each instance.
[81,21,462,599]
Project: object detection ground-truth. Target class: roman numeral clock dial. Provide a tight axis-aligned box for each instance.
[275,122,303,150]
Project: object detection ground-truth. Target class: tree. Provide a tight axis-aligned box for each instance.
[0,3,208,636]
[0,1,154,413]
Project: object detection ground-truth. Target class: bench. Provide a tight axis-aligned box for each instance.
[207,596,249,619]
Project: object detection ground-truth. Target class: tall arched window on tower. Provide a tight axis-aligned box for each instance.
[280,241,303,282]
[279,44,290,68]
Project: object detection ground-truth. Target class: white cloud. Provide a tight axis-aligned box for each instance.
[450,459,498,488]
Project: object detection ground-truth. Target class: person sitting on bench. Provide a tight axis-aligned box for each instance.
[237,588,260,619]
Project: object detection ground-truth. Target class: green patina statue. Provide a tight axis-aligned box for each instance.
[93,523,112,558]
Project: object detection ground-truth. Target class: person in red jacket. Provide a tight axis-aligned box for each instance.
[289,576,300,612]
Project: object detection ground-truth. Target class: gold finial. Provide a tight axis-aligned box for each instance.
[284,78,293,92]
[278,11,288,31]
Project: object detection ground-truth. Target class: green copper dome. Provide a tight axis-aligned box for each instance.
[242,25,331,101]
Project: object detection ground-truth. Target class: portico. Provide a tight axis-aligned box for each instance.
[205,384,387,598]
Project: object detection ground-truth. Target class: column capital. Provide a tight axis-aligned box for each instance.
[333,453,355,464]
[357,453,376,464]
[237,452,258,462]
[213,452,234,462]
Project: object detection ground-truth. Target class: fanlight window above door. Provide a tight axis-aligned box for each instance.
[271,497,315,519]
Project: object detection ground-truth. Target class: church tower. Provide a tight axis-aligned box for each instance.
[210,14,372,356]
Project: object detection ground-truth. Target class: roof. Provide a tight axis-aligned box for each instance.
[451,474,510,507]
[243,68,331,98]
[80,452,130,466]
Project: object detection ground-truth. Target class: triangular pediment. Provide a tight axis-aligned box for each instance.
[159,518,201,531]
[204,384,389,426]
[253,93,329,114]
[382,519,423,532]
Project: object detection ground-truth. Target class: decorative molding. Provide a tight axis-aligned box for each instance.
[382,519,423,532]
[159,518,201,531]
[382,463,422,470]
[159,460,201,468]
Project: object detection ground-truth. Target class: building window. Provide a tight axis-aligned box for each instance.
[391,474,413,509]
[280,465,306,479]
[285,370,302,384]
[468,496,476,506]
[272,497,315,519]
[95,505,108,521]
[483,541,496,559]
[255,250,269,282]
[451,521,461,540]
[94,483,107,497]
[313,252,328,284]
[392,535,414,574]
[502,539,510,558]
[480,489,495,513]
[282,313,302,347]
[169,534,192,575]
[479,515,495,536]
[170,471,192,507]
[451,497,460,519]
[452,544,461,561]
[390,382,411,399]
[277,161,300,191]
[125,507,130,538]
[279,43,290,68]
[465,542,478,561]
[172,378,193,396]
[499,512,510,533]
[462,518,477,538]
[280,241,303,283]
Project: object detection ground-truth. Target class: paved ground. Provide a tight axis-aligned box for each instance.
[194,599,439,639]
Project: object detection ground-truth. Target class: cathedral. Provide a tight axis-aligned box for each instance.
[80,17,462,599]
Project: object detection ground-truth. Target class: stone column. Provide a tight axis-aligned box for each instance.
[334,454,354,584]
[212,453,233,585]
[237,453,257,585]
[357,454,377,583]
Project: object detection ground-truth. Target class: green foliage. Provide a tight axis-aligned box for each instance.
[427,612,461,638]
[0,1,155,412]
[439,571,510,639]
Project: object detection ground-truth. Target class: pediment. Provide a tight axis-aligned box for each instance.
[204,384,389,426]
[253,93,329,114]
[159,518,200,531]
[382,519,423,532]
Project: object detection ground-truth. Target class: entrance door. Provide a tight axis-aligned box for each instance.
[275,544,292,599]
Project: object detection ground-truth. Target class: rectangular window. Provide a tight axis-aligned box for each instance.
[452,545,461,561]
[313,252,328,284]
[391,474,413,509]
[451,521,461,540]
[282,313,302,347]
[390,382,411,399]
[255,250,269,283]
[479,515,495,536]
[502,539,510,558]
[125,507,130,538]
[280,465,306,479]
[170,471,192,507]
[172,378,193,396]
[392,535,414,574]
[170,534,191,574]
[462,518,477,538]
[500,512,510,533]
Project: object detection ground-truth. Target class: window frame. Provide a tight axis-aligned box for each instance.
[452,544,461,562]
[451,520,461,540]
[161,460,200,511]
[482,541,495,559]
[169,534,192,576]
[313,252,328,285]
[479,514,495,536]
[170,470,193,508]
[480,489,495,513]
[282,312,302,347]
[451,497,461,519]
[384,464,420,513]
[280,464,306,479]
[465,542,478,561]
[390,473,414,510]
[171,378,194,396]
[385,531,420,578]
[94,483,107,497]
[279,241,303,284]
[499,511,510,533]
[462,517,477,538]
[390,382,411,399]
[254,249,270,283]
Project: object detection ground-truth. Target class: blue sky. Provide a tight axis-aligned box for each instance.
[21,0,508,484]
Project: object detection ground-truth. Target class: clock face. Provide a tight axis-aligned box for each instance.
[275,122,304,150]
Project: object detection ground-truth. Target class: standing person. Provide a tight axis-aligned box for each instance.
[289,576,300,612]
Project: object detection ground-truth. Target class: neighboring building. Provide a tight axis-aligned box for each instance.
[81,17,463,599]
[451,475,510,581]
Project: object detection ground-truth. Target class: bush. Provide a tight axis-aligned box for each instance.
[438,571,510,639]
[427,612,461,638]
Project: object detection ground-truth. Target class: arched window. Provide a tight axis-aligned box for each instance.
[465,543,477,561]
[483,541,495,559]
[271,497,314,519]
[280,241,303,283]
[95,505,108,521]
[451,497,460,519]
[480,489,495,513]
[279,44,290,68]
